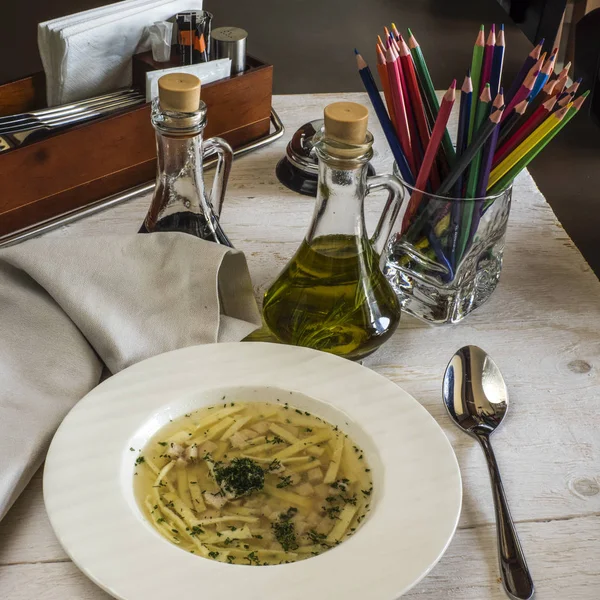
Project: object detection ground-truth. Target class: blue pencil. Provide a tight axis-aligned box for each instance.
[490,24,505,98]
[529,48,557,101]
[505,39,544,104]
[355,49,415,184]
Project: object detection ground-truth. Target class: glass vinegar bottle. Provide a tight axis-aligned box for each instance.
[263,102,404,360]
[140,73,233,245]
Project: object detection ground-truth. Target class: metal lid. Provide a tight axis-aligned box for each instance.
[285,119,324,175]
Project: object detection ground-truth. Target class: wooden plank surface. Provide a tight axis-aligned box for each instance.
[1,93,599,598]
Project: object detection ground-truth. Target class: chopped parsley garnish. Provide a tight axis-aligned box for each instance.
[265,435,285,445]
[245,551,260,565]
[189,525,204,536]
[135,456,145,465]
[158,441,168,446]
[361,487,373,497]
[214,457,265,498]
[208,551,220,559]
[226,555,235,564]
[276,475,293,488]
[266,458,282,472]
[306,529,331,548]
[271,508,299,552]
[322,504,341,520]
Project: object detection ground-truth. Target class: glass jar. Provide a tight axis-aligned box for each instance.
[381,162,512,324]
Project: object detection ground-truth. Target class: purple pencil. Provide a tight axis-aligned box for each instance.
[476,90,504,196]
[479,25,496,94]
[505,39,544,103]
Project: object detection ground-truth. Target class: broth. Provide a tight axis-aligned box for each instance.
[134,401,373,565]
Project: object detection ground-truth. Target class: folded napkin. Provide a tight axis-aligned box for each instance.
[0,233,261,521]
[38,0,195,106]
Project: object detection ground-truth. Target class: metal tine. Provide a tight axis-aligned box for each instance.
[0,88,141,127]
[0,95,145,135]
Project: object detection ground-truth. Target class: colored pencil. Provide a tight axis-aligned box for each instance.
[454,72,473,195]
[355,50,414,184]
[456,86,496,260]
[402,81,456,230]
[398,35,432,175]
[391,22,401,40]
[490,24,505,97]
[501,69,538,123]
[479,25,496,94]
[494,95,556,166]
[496,98,529,146]
[529,48,557,101]
[436,95,503,196]
[556,78,582,108]
[407,28,456,166]
[477,90,504,196]
[553,72,569,96]
[526,77,557,115]
[377,35,385,51]
[385,46,415,175]
[468,26,486,142]
[553,62,571,82]
[377,45,397,129]
[488,104,570,189]
[384,26,391,43]
[505,39,544,103]
[488,93,588,194]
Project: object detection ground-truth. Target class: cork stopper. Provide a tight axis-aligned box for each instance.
[323,102,369,145]
[158,73,201,112]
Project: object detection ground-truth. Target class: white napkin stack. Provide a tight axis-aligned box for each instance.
[38,0,198,106]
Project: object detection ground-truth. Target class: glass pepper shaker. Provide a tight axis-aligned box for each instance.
[140,73,233,246]
[262,102,405,361]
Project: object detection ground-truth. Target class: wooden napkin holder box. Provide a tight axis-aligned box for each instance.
[0,53,273,238]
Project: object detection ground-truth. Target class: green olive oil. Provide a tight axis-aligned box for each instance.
[263,234,400,360]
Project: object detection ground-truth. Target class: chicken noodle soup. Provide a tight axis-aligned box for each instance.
[134,401,373,565]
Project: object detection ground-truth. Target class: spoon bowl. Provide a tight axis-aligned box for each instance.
[443,344,508,435]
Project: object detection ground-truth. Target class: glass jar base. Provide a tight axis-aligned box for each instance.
[384,255,502,325]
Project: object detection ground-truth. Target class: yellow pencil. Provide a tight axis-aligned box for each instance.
[488,104,570,188]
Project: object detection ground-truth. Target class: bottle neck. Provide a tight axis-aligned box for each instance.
[306,152,370,245]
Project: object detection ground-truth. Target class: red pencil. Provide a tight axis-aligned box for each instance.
[385,46,415,174]
[398,35,434,179]
[377,45,397,129]
[402,81,456,229]
[493,95,557,165]
[479,24,496,93]
[501,70,538,123]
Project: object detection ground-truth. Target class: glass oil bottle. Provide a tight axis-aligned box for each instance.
[140,72,233,245]
[262,102,405,360]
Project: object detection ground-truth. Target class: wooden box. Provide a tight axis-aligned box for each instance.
[0,55,273,238]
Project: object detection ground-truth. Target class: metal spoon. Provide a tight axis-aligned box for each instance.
[443,346,534,600]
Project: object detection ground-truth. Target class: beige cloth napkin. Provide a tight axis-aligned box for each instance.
[0,233,261,521]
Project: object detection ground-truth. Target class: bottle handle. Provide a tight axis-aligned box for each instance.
[367,174,405,256]
[201,136,233,218]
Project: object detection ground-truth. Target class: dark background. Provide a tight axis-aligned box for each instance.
[2,0,599,275]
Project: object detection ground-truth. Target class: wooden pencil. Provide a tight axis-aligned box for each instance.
[477,90,504,195]
[465,85,493,196]
[488,93,588,194]
[553,62,571,82]
[377,45,397,129]
[490,24,505,98]
[494,95,557,165]
[505,39,544,103]
[529,48,557,101]
[479,25,496,94]
[436,95,503,196]
[501,69,538,123]
[556,78,582,108]
[496,98,529,146]
[391,22,401,40]
[385,46,415,174]
[488,104,570,189]
[407,28,456,165]
[402,81,456,230]
[355,50,414,184]
[398,35,434,178]
[553,72,569,96]
[468,25,486,142]
[454,72,473,195]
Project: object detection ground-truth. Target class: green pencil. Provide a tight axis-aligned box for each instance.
[407,28,456,165]
[457,84,492,260]
[468,25,486,143]
[487,92,588,196]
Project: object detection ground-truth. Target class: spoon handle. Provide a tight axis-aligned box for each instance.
[476,433,535,600]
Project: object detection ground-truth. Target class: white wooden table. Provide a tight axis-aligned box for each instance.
[1,93,599,599]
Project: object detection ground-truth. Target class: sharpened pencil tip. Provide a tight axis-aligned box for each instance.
[500,23,505,30]
[451,79,457,89]
[576,77,583,83]
[480,24,484,30]
[407,27,412,36]
[354,48,358,54]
